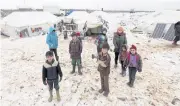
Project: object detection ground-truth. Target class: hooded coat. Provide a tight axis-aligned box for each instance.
[113,32,127,52]
[46,27,58,49]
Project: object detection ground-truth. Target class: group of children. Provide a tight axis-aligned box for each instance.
[42,26,143,102]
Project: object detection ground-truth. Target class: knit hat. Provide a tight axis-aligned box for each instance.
[102,43,110,50]
[46,51,53,57]
[130,45,137,50]
[71,32,76,37]
[76,32,81,36]
[117,26,124,32]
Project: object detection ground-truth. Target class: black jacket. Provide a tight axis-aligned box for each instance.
[42,60,63,82]
[175,21,180,37]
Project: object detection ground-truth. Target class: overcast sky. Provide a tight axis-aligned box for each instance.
[0,0,179,10]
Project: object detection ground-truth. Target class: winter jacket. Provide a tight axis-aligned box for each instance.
[42,60,63,82]
[124,52,142,72]
[97,52,111,76]
[119,51,128,62]
[95,34,108,49]
[174,21,180,37]
[69,38,82,59]
[46,27,58,49]
[113,32,127,52]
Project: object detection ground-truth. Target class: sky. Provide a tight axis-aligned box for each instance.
[0,0,180,10]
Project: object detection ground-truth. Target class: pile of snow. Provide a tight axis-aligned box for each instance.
[1,30,180,106]
[2,12,58,27]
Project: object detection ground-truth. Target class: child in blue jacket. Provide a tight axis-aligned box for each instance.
[46,27,59,61]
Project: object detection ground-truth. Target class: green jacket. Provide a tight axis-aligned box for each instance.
[113,32,127,52]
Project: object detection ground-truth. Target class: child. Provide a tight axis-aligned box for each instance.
[46,27,59,61]
[173,21,180,45]
[95,28,108,54]
[119,45,128,77]
[42,51,63,102]
[76,31,83,68]
[69,32,82,75]
[97,43,111,97]
[124,45,142,87]
[113,27,127,68]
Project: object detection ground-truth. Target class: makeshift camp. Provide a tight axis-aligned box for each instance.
[64,11,103,36]
[134,10,180,34]
[1,12,58,39]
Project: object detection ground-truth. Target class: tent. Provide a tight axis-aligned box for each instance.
[65,11,102,28]
[135,10,180,34]
[63,11,103,35]
[1,12,58,38]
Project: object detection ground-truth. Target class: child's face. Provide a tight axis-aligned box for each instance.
[122,47,126,51]
[72,36,76,40]
[102,48,108,54]
[130,49,136,54]
[118,30,123,34]
[46,56,54,62]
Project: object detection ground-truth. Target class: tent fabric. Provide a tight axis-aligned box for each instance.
[66,11,102,28]
[136,10,180,33]
[2,12,58,27]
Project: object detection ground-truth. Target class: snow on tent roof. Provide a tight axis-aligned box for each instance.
[136,10,180,33]
[66,11,102,28]
[141,10,180,24]
[2,12,58,27]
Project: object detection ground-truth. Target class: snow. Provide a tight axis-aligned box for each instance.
[66,11,102,28]
[135,10,180,33]
[1,11,180,106]
[2,12,58,27]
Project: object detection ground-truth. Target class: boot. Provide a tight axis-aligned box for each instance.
[129,79,134,88]
[122,71,126,77]
[78,66,82,75]
[71,65,76,74]
[48,90,53,102]
[103,91,109,97]
[56,90,61,102]
[98,89,104,93]
[127,82,130,86]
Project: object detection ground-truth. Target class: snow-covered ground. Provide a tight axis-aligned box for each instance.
[1,13,180,106]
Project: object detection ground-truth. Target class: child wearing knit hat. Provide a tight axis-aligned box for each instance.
[124,45,143,87]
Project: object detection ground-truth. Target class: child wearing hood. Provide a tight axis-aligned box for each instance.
[124,45,142,87]
[95,28,108,54]
[42,51,63,102]
[46,27,59,61]
[113,27,127,68]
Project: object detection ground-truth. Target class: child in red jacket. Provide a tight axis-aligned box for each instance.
[124,45,143,87]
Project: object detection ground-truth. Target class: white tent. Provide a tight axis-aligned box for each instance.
[65,11,102,29]
[136,10,180,33]
[1,12,58,38]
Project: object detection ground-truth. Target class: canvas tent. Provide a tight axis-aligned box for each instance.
[64,11,103,34]
[135,10,180,34]
[1,12,58,38]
